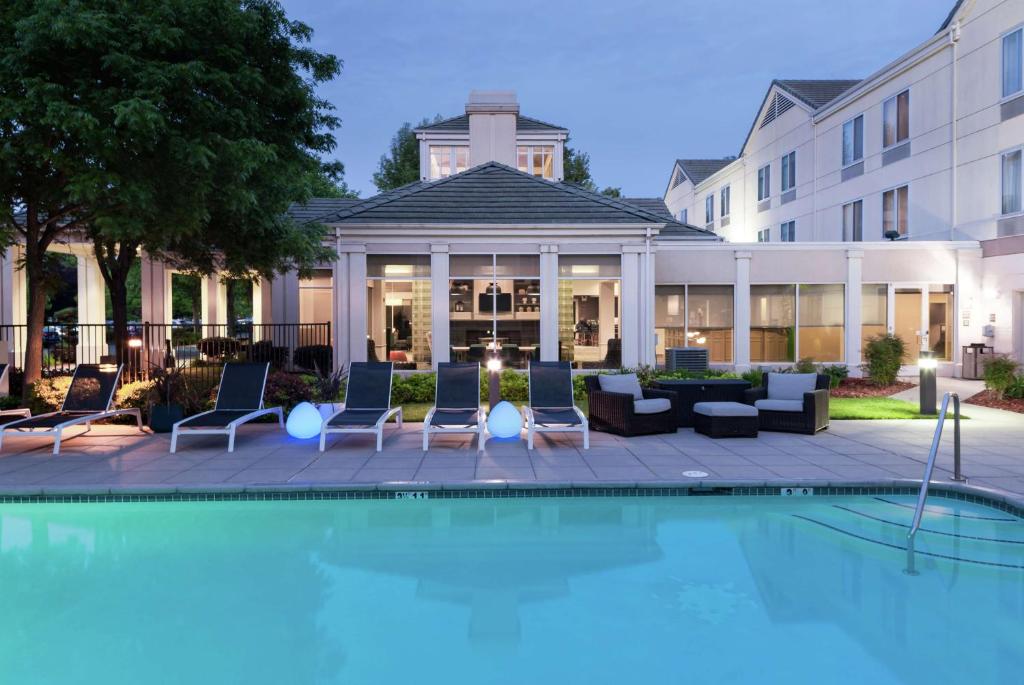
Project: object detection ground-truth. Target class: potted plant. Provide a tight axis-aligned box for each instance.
[147,364,190,432]
[310,364,346,420]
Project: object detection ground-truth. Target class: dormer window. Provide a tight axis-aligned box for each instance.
[429,145,469,180]
[517,145,554,179]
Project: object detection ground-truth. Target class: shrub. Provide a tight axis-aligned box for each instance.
[196,337,241,359]
[391,372,436,404]
[983,356,1020,400]
[248,340,289,368]
[792,357,817,374]
[263,371,313,411]
[1006,375,1024,400]
[309,366,347,403]
[617,365,658,387]
[27,375,73,414]
[499,368,529,402]
[862,334,905,386]
[294,345,333,372]
[819,364,849,389]
[741,369,764,387]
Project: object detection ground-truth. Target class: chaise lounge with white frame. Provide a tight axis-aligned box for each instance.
[170,362,283,453]
[422,362,487,452]
[0,363,143,455]
[522,361,589,450]
[320,361,402,452]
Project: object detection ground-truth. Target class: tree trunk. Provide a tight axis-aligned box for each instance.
[92,238,138,369]
[21,241,47,397]
[225,280,237,337]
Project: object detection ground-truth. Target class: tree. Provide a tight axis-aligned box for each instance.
[562,140,622,197]
[372,116,442,192]
[308,164,360,199]
[1,0,341,388]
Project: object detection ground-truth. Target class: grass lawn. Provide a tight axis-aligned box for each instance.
[391,397,953,423]
[829,397,964,420]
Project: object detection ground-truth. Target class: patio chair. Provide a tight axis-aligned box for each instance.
[0,364,143,455]
[584,373,678,437]
[522,361,589,450]
[743,372,830,435]
[170,362,283,453]
[320,362,402,452]
[0,364,31,426]
[423,362,486,452]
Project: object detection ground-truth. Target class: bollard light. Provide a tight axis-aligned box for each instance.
[918,351,937,415]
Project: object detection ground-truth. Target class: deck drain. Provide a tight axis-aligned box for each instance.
[682,470,709,478]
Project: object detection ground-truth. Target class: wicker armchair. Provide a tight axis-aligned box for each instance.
[743,372,830,435]
[584,375,679,436]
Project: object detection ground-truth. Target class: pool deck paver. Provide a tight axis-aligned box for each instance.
[0,402,1022,506]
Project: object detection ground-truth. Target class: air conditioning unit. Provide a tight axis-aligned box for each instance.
[666,347,709,372]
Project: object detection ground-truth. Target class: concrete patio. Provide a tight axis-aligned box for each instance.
[0,401,1022,504]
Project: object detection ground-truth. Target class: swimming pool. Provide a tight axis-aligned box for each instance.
[1,493,1021,684]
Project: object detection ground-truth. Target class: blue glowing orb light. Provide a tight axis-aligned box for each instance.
[487,401,523,440]
[286,401,323,439]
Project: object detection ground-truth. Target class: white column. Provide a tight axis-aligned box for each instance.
[252,278,273,326]
[734,251,751,372]
[140,254,173,370]
[430,245,450,367]
[0,249,15,389]
[333,250,349,370]
[9,246,26,373]
[76,253,107,362]
[639,239,656,366]
[919,281,930,357]
[886,283,896,334]
[620,249,641,368]
[269,272,300,325]
[539,245,559,361]
[348,248,368,362]
[201,275,229,329]
[845,250,863,375]
[954,247,983,377]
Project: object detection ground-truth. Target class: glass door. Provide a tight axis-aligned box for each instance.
[894,287,923,365]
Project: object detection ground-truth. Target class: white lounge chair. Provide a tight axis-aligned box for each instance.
[0,363,142,455]
[170,362,283,453]
[522,361,589,450]
[320,362,402,452]
[423,362,487,452]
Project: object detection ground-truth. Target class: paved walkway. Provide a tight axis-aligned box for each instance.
[0,404,1022,504]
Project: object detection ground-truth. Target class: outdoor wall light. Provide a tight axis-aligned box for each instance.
[286,401,323,439]
[486,357,502,409]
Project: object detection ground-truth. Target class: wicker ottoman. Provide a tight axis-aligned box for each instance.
[693,402,759,438]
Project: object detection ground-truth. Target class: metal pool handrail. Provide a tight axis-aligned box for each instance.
[905,391,962,575]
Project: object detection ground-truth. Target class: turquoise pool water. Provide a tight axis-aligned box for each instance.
[2,494,1022,684]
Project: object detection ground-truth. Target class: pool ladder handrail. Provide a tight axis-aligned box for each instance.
[905,391,964,575]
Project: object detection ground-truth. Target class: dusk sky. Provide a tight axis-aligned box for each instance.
[281,0,956,199]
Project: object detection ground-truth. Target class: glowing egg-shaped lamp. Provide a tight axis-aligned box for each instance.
[487,400,523,440]
[286,401,323,439]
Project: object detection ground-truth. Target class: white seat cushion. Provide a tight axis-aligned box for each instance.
[633,398,672,415]
[598,373,644,400]
[755,399,804,412]
[767,373,817,400]
[693,401,759,418]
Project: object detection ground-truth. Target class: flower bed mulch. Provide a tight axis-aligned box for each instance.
[829,378,915,398]
[964,389,1024,414]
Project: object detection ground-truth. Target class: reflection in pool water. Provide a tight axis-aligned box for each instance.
[1,495,1021,684]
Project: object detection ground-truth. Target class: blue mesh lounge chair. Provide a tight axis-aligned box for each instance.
[0,364,142,455]
[522,361,589,450]
[170,362,282,453]
[320,362,402,452]
[422,362,486,452]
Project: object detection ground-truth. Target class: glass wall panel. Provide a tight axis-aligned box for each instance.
[559,279,620,369]
[366,259,431,370]
[449,255,539,369]
[751,285,795,362]
[687,285,733,363]
[861,284,888,354]
[655,286,685,366]
[798,284,844,362]
[929,285,954,361]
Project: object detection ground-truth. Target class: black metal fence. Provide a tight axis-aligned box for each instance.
[0,322,332,388]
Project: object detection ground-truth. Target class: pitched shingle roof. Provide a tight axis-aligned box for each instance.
[938,0,965,32]
[675,159,735,185]
[286,198,361,224]
[773,79,862,109]
[415,114,566,133]
[622,198,673,221]
[317,162,715,238]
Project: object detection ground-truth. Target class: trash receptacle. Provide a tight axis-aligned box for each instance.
[962,343,994,380]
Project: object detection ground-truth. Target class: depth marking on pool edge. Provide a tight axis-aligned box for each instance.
[395,491,430,500]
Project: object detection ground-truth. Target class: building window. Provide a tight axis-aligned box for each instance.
[449,255,540,370]
[798,284,845,362]
[679,208,688,223]
[656,285,734,365]
[781,151,796,192]
[517,146,554,179]
[751,285,795,363]
[861,284,888,355]
[757,228,770,243]
[1002,148,1022,215]
[705,194,714,225]
[842,115,864,166]
[882,185,909,238]
[757,164,770,201]
[882,90,910,148]
[428,145,468,180]
[366,256,432,370]
[1004,28,1023,98]
[558,256,621,369]
[843,200,863,241]
[720,186,731,218]
[781,221,796,242]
